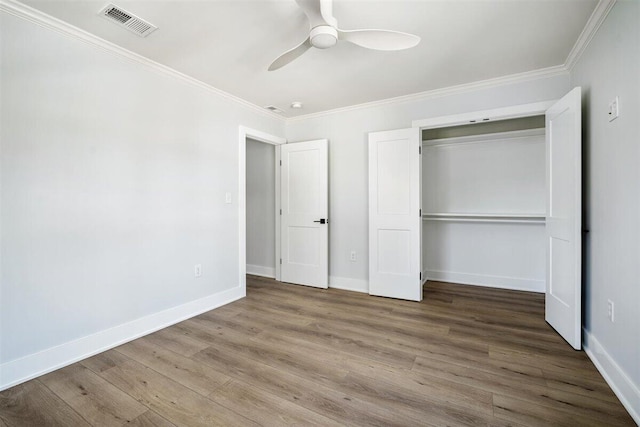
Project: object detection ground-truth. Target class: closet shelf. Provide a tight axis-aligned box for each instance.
[422,213,545,224]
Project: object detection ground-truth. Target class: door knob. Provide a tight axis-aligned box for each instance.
[313,219,326,224]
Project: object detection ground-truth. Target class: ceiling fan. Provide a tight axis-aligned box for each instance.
[268,0,420,71]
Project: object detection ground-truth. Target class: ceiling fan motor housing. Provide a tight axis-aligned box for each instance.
[310,25,338,49]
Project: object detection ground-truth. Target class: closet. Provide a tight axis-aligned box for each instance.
[369,88,582,349]
[421,116,546,293]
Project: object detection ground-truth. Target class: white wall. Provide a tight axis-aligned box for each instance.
[286,73,570,292]
[422,131,546,215]
[423,221,545,291]
[570,1,640,420]
[246,138,276,277]
[0,11,284,388]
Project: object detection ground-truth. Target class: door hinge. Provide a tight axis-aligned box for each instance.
[419,146,422,155]
[420,272,422,280]
[280,258,282,265]
[419,209,422,217]
[279,160,282,166]
[280,209,282,215]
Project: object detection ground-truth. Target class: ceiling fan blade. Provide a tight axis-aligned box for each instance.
[268,37,312,71]
[295,0,330,27]
[337,29,420,51]
[319,0,338,28]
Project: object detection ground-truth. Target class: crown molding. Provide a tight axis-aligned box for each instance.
[1,0,616,124]
[0,0,284,122]
[565,0,617,71]
[283,0,616,123]
[286,65,568,122]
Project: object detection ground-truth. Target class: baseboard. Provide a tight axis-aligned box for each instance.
[329,276,368,293]
[0,285,245,392]
[426,270,544,293]
[583,330,640,424]
[246,264,276,278]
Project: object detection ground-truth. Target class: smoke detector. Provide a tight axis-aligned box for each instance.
[98,4,157,37]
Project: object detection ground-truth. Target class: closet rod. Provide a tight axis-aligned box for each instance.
[422,213,545,224]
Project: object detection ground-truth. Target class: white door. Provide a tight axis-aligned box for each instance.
[545,87,582,349]
[280,139,329,288]
[369,128,422,301]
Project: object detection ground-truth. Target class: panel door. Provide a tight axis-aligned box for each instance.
[369,128,422,301]
[545,87,582,349]
[280,139,329,288]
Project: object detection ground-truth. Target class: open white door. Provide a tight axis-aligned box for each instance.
[369,128,422,301]
[280,139,328,288]
[545,87,582,349]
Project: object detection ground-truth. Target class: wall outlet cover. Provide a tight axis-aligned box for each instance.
[608,97,619,122]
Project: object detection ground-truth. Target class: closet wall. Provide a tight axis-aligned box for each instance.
[422,120,546,292]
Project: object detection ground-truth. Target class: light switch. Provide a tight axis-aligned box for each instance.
[225,192,232,204]
[608,96,619,122]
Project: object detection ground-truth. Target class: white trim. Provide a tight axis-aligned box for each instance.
[413,101,555,130]
[423,128,545,146]
[329,276,369,294]
[274,145,282,281]
[246,264,276,279]
[422,215,545,225]
[288,67,567,122]
[239,127,286,292]
[240,127,286,146]
[583,330,640,424]
[0,0,613,123]
[0,285,244,392]
[565,0,617,71]
[284,0,612,121]
[426,270,544,293]
[0,0,612,123]
[0,0,282,122]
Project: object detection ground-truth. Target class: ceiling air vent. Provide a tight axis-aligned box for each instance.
[98,4,157,37]
[264,105,284,114]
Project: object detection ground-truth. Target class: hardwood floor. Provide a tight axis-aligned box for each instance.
[0,277,634,426]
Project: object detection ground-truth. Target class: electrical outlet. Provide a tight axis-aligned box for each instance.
[607,299,614,322]
[350,251,357,262]
[194,264,202,278]
[225,192,232,204]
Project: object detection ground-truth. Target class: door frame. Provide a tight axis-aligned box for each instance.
[412,99,557,284]
[238,126,286,295]
[412,101,555,130]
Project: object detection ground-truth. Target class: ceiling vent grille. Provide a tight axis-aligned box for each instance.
[264,105,284,114]
[98,4,157,37]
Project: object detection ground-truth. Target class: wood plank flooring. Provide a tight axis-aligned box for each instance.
[0,277,635,426]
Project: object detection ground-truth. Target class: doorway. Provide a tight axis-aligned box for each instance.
[239,128,330,292]
[246,138,277,278]
[238,126,285,295]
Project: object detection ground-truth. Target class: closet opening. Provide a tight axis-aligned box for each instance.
[372,91,581,348]
[421,115,547,293]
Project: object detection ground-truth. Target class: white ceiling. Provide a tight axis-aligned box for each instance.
[22,0,599,118]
